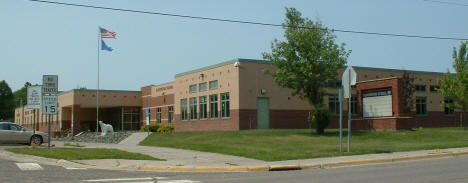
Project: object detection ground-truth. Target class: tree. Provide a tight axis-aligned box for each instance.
[438,41,468,129]
[0,80,14,121]
[13,82,31,108]
[401,70,415,114]
[263,8,351,134]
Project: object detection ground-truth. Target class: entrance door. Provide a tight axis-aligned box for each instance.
[257,98,270,129]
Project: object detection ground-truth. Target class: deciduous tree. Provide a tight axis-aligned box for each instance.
[438,41,468,129]
[263,8,350,134]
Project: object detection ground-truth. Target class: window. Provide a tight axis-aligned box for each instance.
[415,85,426,92]
[221,93,230,118]
[0,123,8,130]
[189,85,197,93]
[210,94,218,119]
[181,99,188,121]
[209,80,218,90]
[199,96,207,120]
[189,97,197,120]
[444,98,455,116]
[416,97,427,115]
[327,80,341,88]
[156,108,161,123]
[329,95,340,114]
[168,106,174,123]
[351,95,357,114]
[9,124,22,131]
[199,83,207,92]
[430,85,440,92]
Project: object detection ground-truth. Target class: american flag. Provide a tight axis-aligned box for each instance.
[100,27,116,39]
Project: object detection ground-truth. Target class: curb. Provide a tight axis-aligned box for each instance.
[139,150,468,172]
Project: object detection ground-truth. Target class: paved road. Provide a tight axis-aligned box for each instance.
[1,144,468,183]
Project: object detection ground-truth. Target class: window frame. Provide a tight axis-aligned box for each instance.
[189,84,197,93]
[221,92,230,119]
[416,96,427,115]
[328,95,340,115]
[199,96,207,120]
[415,85,427,92]
[444,98,455,116]
[181,99,188,121]
[210,94,218,120]
[199,83,207,92]
[189,97,197,120]
[209,80,218,90]
[156,108,161,123]
[168,106,174,123]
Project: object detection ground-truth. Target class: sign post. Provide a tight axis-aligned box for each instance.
[342,66,356,152]
[42,75,58,149]
[338,88,343,152]
[27,85,42,135]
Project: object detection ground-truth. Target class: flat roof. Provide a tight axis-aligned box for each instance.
[59,89,140,96]
[174,58,269,77]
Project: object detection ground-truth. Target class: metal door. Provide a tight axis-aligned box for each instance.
[257,98,270,129]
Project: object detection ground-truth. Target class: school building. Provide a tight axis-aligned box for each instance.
[141,58,461,131]
[14,58,462,134]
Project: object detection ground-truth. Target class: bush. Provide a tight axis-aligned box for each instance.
[308,110,331,135]
[157,124,174,133]
[141,124,161,132]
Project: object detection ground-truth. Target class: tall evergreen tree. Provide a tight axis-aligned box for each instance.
[0,80,14,121]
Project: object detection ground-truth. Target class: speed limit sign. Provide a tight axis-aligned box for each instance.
[42,75,58,115]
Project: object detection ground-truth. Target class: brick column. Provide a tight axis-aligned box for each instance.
[71,104,81,135]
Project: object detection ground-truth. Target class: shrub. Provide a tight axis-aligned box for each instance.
[141,124,161,132]
[157,124,174,133]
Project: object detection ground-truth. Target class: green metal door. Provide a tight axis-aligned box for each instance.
[257,98,270,129]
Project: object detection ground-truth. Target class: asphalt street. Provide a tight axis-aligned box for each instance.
[1,144,468,183]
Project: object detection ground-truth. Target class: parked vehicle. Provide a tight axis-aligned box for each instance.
[0,122,48,145]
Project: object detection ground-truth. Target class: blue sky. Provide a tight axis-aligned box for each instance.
[1,0,466,91]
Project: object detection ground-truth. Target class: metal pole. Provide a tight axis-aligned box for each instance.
[33,109,36,134]
[48,114,51,148]
[121,106,124,131]
[339,88,343,152]
[347,70,351,152]
[96,28,100,133]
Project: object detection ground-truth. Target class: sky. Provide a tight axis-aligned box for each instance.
[1,0,467,92]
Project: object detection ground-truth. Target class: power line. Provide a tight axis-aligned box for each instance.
[30,0,468,41]
[424,0,468,7]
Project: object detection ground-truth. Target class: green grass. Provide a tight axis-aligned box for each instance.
[6,148,164,161]
[140,128,468,161]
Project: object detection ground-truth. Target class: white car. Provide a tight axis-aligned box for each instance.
[0,122,48,145]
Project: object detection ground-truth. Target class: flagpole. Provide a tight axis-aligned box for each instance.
[96,28,100,133]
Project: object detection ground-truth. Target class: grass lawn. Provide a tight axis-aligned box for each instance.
[140,128,468,161]
[6,148,164,161]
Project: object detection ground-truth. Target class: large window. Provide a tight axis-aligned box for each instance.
[327,80,341,88]
[416,97,427,115]
[210,94,218,119]
[181,99,188,121]
[189,97,197,120]
[209,80,218,90]
[199,83,207,92]
[415,85,426,92]
[329,95,340,114]
[199,96,207,120]
[221,92,230,118]
[444,98,455,116]
[430,85,440,93]
[168,106,174,123]
[156,108,161,123]
[189,85,197,93]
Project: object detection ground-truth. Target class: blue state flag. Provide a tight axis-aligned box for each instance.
[101,39,113,51]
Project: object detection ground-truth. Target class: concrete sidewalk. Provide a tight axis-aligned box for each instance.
[50,135,468,172]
